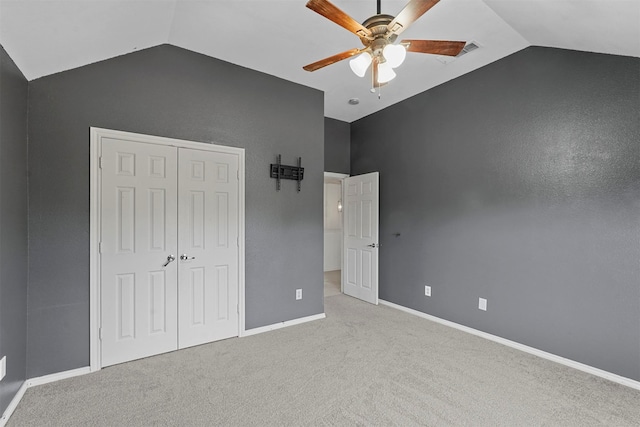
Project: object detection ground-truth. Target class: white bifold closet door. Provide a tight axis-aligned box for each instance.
[100,137,239,367]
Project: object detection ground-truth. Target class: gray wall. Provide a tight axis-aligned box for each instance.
[27,44,324,377]
[324,117,350,174]
[0,44,28,414]
[351,47,640,380]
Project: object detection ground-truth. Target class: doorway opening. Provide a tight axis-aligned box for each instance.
[323,172,348,297]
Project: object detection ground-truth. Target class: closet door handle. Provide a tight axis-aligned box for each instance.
[180,254,196,261]
[163,255,176,267]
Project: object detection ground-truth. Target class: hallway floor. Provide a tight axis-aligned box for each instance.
[324,270,341,297]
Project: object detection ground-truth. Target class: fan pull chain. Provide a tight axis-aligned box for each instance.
[370,83,382,100]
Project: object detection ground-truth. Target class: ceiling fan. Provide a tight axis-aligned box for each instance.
[303,0,466,88]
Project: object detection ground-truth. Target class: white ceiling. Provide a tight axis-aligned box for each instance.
[1,0,638,122]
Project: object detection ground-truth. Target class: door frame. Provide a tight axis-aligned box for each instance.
[323,172,349,283]
[89,127,246,371]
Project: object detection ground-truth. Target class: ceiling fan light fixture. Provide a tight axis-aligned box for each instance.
[303,0,467,93]
[377,62,396,83]
[382,44,407,68]
[349,52,372,77]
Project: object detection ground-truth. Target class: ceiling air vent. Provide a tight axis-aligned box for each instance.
[456,42,480,58]
[435,42,480,64]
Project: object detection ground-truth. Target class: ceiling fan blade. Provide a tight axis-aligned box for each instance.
[401,40,466,56]
[303,48,363,72]
[306,0,372,38]
[387,0,440,36]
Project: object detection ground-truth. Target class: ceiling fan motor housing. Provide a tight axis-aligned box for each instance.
[359,14,398,53]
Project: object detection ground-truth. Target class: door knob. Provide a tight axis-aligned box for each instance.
[162,255,176,267]
[367,243,380,248]
[180,254,196,261]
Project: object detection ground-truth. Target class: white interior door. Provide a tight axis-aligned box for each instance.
[343,172,379,305]
[100,138,179,367]
[99,132,242,367]
[178,148,239,348]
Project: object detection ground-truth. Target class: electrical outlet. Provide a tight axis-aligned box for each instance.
[296,289,302,300]
[479,298,487,311]
[424,285,431,297]
[0,356,6,381]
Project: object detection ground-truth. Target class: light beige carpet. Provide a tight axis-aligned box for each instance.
[8,294,640,426]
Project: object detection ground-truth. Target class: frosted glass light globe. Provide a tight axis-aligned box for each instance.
[377,62,397,83]
[383,44,407,68]
[349,53,372,77]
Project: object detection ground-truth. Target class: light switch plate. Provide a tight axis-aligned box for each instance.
[479,298,487,311]
[0,356,6,381]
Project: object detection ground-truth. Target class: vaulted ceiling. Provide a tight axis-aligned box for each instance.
[1,0,638,122]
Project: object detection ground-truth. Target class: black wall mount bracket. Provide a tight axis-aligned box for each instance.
[270,155,304,192]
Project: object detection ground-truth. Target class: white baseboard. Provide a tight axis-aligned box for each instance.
[379,299,640,392]
[1,382,27,427]
[26,366,91,388]
[1,366,91,427]
[242,313,326,337]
